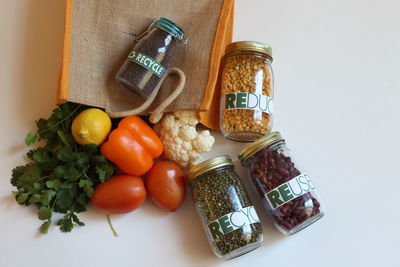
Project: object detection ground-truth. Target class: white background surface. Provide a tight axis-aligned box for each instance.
[0,1,399,266]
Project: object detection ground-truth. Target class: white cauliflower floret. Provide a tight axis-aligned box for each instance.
[179,125,197,140]
[173,110,199,126]
[154,111,215,167]
[192,130,215,153]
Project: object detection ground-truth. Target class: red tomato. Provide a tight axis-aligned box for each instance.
[146,161,186,212]
[91,174,147,214]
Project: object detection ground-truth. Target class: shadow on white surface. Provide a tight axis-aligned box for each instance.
[0,192,46,239]
[0,194,19,209]
[8,144,28,156]
[169,196,219,264]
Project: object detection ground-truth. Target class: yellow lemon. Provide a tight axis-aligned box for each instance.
[71,108,112,145]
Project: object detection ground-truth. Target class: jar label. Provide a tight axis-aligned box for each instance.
[224,92,273,114]
[207,206,260,240]
[127,50,166,77]
[265,173,315,210]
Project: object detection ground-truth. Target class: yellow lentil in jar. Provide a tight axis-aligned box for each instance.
[220,41,274,142]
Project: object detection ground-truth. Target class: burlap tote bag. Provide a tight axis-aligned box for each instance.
[58,0,234,128]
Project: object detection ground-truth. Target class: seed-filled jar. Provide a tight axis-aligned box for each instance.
[220,41,274,142]
[187,156,263,260]
[239,132,324,235]
[116,17,187,98]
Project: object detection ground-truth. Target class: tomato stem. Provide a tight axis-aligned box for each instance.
[106,214,118,237]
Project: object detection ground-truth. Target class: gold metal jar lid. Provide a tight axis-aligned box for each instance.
[238,132,283,162]
[186,156,234,182]
[225,41,273,60]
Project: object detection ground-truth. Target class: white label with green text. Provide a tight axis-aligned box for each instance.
[127,50,166,77]
[207,206,260,240]
[265,173,315,210]
[224,92,273,114]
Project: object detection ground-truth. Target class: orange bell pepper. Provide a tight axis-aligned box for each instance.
[100,116,163,176]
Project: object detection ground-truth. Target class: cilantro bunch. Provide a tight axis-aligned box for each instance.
[11,103,115,234]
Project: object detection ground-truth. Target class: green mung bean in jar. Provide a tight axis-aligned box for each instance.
[187,156,263,260]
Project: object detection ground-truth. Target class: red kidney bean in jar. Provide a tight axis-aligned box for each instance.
[238,132,324,235]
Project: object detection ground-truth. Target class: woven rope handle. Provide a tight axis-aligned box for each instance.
[106,67,186,123]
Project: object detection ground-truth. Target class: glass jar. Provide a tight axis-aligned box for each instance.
[220,41,274,142]
[187,156,263,260]
[115,17,187,98]
[239,132,324,235]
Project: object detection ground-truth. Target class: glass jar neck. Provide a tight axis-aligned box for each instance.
[155,17,186,43]
[154,26,186,44]
[244,140,286,165]
[154,26,175,38]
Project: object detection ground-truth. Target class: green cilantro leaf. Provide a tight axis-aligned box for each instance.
[40,190,56,206]
[36,118,47,130]
[11,103,116,234]
[91,155,108,164]
[56,146,74,162]
[27,165,41,177]
[74,152,90,168]
[16,193,29,204]
[15,174,38,191]
[77,192,89,207]
[28,148,52,163]
[46,179,61,189]
[79,180,94,197]
[29,194,41,204]
[33,182,42,191]
[54,165,68,178]
[39,220,52,234]
[57,130,72,148]
[95,166,107,182]
[46,116,60,133]
[58,215,74,233]
[38,206,52,220]
[71,214,85,226]
[95,164,114,182]
[55,189,74,211]
[11,166,26,186]
[66,167,81,181]
[25,132,38,146]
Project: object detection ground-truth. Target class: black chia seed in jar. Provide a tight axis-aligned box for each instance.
[115,17,186,98]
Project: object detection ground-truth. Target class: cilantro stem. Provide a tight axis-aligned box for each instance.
[83,172,90,179]
[51,190,60,209]
[52,144,61,153]
[78,166,90,180]
[37,175,53,183]
[106,214,118,237]
[37,105,82,135]
[51,199,57,209]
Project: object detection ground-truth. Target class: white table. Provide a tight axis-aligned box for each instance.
[0,1,398,266]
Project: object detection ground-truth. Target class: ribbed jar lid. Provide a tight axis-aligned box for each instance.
[186,156,234,182]
[238,132,283,162]
[225,41,272,60]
